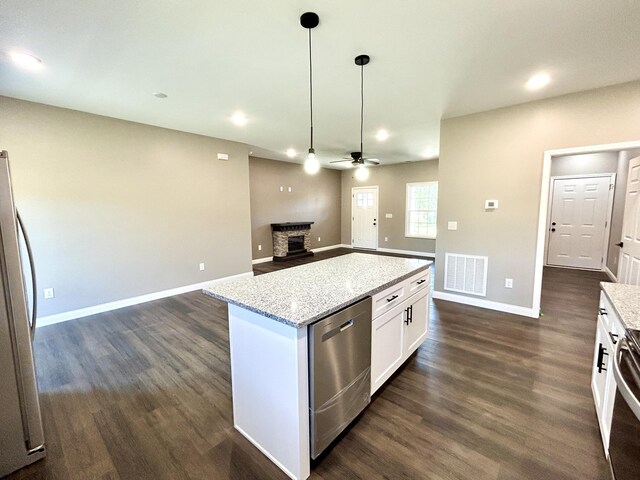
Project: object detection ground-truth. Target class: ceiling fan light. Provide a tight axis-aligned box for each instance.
[355,164,369,181]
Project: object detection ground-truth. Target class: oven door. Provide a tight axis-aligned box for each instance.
[609,336,640,480]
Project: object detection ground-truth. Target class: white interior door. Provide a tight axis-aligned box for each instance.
[352,187,378,249]
[618,156,640,285]
[547,175,613,269]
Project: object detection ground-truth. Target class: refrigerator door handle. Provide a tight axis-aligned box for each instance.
[16,211,37,338]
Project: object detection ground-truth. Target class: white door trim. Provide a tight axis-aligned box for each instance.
[544,173,616,270]
[533,140,640,317]
[351,186,379,250]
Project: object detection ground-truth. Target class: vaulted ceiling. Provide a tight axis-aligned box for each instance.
[2,1,640,167]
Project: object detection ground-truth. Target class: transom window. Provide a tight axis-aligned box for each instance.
[405,182,438,238]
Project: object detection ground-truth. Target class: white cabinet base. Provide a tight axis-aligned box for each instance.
[371,280,430,394]
[228,304,310,480]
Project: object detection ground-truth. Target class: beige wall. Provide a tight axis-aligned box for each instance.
[0,96,252,317]
[249,157,342,259]
[437,81,640,310]
[341,160,438,254]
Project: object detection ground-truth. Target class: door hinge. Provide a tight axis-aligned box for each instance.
[605,221,608,228]
[609,184,614,190]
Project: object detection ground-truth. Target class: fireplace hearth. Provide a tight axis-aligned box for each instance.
[271,222,314,262]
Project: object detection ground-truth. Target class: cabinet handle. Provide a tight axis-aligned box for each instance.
[597,343,608,373]
[409,305,413,324]
[609,332,618,345]
[404,308,410,325]
[386,295,399,303]
[416,279,426,285]
[599,308,607,316]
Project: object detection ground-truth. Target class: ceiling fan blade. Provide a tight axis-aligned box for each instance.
[363,159,380,165]
[330,159,354,163]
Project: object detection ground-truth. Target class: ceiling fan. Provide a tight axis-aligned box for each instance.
[333,151,380,166]
[330,54,380,168]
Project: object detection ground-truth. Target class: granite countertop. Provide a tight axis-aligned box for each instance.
[203,253,432,328]
[601,282,640,331]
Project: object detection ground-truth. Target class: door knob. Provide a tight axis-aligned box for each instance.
[373,223,377,226]
[551,228,556,232]
[616,242,624,248]
[551,222,556,226]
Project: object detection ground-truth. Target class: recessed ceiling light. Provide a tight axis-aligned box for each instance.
[526,72,551,91]
[231,111,248,126]
[375,129,389,141]
[153,92,168,98]
[8,51,43,71]
[286,148,296,158]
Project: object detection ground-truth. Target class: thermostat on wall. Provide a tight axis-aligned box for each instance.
[485,199,499,209]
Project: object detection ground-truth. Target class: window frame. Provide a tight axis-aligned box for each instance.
[405,181,438,239]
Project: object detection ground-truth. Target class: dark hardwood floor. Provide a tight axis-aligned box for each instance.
[7,249,611,479]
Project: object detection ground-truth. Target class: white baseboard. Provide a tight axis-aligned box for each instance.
[604,266,618,282]
[432,290,539,319]
[251,244,348,264]
[37,271,255,328]
[252,256,273,265]
[311,243,345,253]
[376,247,435,258]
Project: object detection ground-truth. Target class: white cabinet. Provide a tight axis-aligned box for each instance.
[404,289,429,354]
[371,303,405,392]
[591,291,625,455]
[371,271,430,394]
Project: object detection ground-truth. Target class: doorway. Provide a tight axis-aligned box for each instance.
[618,155,640,285]
[351,186,378,249]
[546,174,614,270]
[532,140,640,316]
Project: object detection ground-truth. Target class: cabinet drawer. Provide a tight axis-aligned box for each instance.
[406,269,430,296]
[372,282,406,319]
[598,292,615,331]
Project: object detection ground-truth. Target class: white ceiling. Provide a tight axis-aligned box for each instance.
[1,1,640,168]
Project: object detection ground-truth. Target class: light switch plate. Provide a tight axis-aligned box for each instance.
[485,199,499,209]
[217,153,229,161]
[199,262,205,271]
[44,288,54,299]
[385,213,393,218]
[448,221,458,230]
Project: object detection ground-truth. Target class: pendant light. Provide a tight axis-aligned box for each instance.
[354,54,370,181]
[301,12,320,175]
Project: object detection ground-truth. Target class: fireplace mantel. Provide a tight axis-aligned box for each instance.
[271,222,314,232]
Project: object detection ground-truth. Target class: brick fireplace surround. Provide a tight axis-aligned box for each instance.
[271,222,314,261]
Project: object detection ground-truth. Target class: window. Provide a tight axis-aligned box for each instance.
[356,192,374,207]
[405,182,438,238]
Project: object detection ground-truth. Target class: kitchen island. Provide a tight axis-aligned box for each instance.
[204,253,432,480]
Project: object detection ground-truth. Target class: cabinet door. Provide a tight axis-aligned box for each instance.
[591,316,611,439]
[404,289,429,356]
[600,310,625,455]
[371,303,405,394]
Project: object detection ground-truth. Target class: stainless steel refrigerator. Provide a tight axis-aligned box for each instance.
[0,150,46,477]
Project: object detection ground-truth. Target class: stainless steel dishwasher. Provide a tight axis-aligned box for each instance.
[309,296,372,459]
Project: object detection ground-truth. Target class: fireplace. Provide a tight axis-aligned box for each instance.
[271,222,314,262]
[288,235,305,254]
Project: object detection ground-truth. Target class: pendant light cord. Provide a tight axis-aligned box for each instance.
[360,62,364,157]
[308,28,314,151]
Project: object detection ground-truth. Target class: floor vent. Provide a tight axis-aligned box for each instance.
[444,253,488,297]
